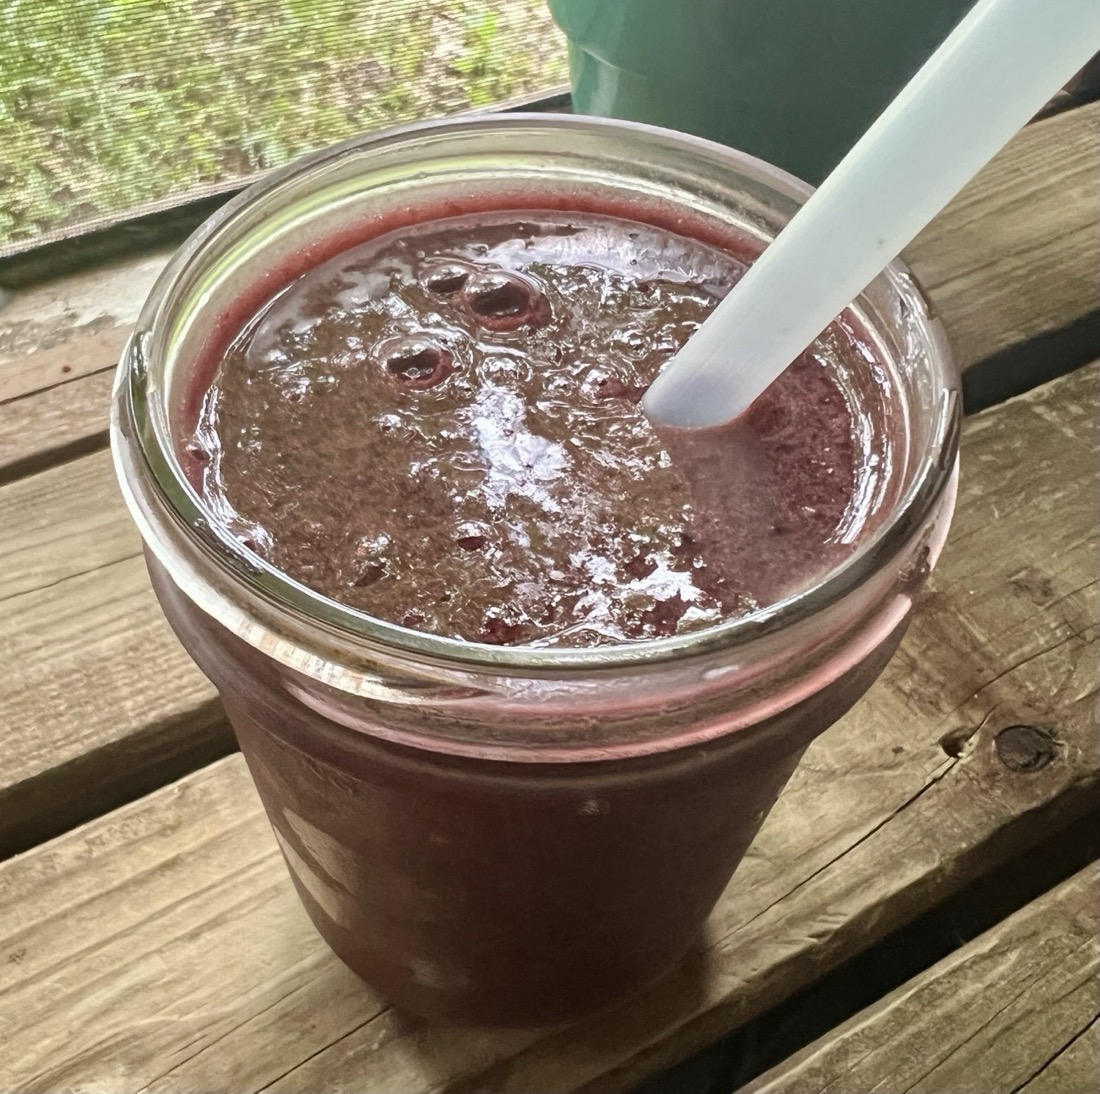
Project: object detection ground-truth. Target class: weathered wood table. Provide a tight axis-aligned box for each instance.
[1,100,1097,1094]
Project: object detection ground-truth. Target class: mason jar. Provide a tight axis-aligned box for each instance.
[111,114,959,1025]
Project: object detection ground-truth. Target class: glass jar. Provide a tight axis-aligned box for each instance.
[112,114,959,1025]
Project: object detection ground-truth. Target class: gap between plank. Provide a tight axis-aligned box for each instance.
[0,431,111,490]
[964,310,1100,414]
[628,805,1100,1094]
[0,711,237,863]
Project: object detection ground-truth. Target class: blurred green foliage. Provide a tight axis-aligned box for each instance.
[0,0,567,246]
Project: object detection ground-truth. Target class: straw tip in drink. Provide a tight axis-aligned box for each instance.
[642,366,745,431]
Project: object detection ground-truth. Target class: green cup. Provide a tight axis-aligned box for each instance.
[548,0,976,184]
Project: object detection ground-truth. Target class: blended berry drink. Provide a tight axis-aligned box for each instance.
[186,211,888,645]
[113,116,959,1024]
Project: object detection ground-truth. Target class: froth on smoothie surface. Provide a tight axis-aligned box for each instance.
[184,210,893,648]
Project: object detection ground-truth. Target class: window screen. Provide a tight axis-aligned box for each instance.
[0,0,568,253]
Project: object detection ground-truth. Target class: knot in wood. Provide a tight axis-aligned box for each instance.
[994,725,1057,773]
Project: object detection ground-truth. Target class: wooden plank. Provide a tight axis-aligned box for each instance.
[0,448,137,600]
[0,449,231,858]
[0,327,130,403]
[0,251,170,397]
[903,102,1099,374]
[0,367,115,486]
[0,249,170,481]
[741,865,1099,1094]
[0,103,1096,481]
[0,363,1095,1093]
[1019,1020,1100,1094]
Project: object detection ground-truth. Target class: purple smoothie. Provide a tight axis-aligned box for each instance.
[185,211,893,645]
[116,118,958,1026]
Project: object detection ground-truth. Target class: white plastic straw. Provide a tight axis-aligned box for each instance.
[643,0,1100,429]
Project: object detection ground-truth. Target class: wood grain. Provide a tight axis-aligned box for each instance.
[903,101,1099,373]
[0,103,1096,480]
[0,448,137,600]
[0,251,169,394]
[741,865,1099,1094]
[0,363,1095,1094]
[0,328,130,403]
[1019,1019,1100,1094]
[0,367,115,486]
[0,249,170,480]
[0,450,230,858]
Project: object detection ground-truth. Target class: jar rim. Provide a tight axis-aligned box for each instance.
[115,111,960,674]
